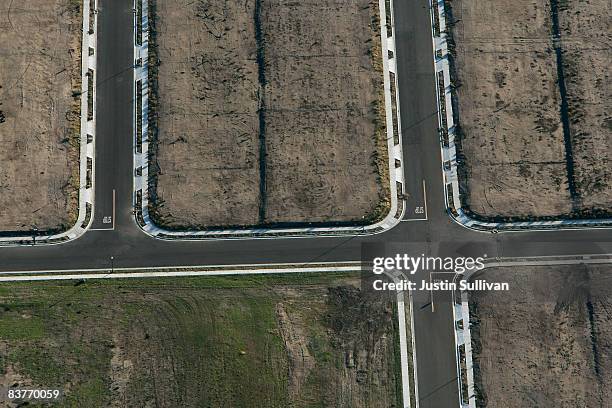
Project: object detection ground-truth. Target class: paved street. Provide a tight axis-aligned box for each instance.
[0,0,610,406]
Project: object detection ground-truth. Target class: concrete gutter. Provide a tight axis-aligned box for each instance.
[0,0,96,247]
[132,0,406,240]
[428,0,612,232]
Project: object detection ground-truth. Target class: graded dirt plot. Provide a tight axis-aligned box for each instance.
[469,265,612,407]
[0,274,400,407]
[0,0,81,233]
[452,0,572,218]
[261,0,388,224]
[149,0,389,229]
[559,0,612,211]
[451,0,611,219]
[149,0,261,228]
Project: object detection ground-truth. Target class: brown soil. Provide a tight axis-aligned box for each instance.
[451,0,611,219]
[319,284,399,407]
[149,0,261,228]
[469,265,612,407]
[559,0,612,210]
[261,0,388,224]
[149,0,389,229]
[276,302,315,397]
[452,0,571,218]
[0,0,81,233]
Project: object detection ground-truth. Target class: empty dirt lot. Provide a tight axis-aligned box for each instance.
[149,0,389,229]
[0,274,401,407]
[0,0,81,233]
[560,0,611,211]
[450,0,611,219]
[469,265,612,407]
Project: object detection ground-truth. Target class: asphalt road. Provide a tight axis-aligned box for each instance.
[1,0,611,406]
[90,0,134,231]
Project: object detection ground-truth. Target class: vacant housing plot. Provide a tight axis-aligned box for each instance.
[0,274,400,407]
[0,0,81,233]
[149,0,389,229]
[451,0,611,219]
[469,265,612,407]
[452,0,571,218]
[149,0,260,228]
[560,0,612,211]
[261,0,388,224]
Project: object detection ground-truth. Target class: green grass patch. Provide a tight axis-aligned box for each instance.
[0,273,399,407]
[0,313,45,340]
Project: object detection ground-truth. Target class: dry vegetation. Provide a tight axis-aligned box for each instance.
[0,274,401,407]
[469,265,612,407]
[450,0,611,219]
[0,0,81,234]
[148,0,389,229]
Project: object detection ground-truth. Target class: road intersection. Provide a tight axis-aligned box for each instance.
[1,0,611,407]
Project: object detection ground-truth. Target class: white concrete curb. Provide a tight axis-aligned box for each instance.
[451,255,612,408]
[451,281,477,408]
[132,0,405,240]
[428,0,612,232]
[0,265,362,282]
[388,271,415,408]
[0,0,96,247]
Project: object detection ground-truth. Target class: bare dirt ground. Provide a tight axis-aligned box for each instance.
[452,0,572,218]
[560,0,612,211]
[469,265,612,407]
[451,0,611,219]
[261,0,388,224]
[0,0,81,233]
[149,0,389,229]
[0,274,400,407]
[149,0,261,228]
